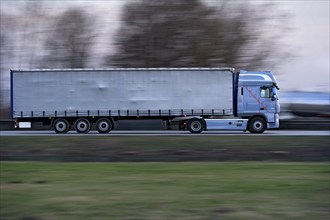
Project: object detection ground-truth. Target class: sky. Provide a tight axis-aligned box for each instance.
[1,0,329,94]
[275,0,329,92]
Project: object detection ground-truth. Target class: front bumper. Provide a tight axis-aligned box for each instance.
[268,113,280,129]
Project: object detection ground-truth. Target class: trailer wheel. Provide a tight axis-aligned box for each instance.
[74,118,91,134]
[96,118,113,133]
[248,117,266,134]
[187,118,204,133]
[53,118,70,134]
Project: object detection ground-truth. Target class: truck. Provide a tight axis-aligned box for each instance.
[10,68,280,134]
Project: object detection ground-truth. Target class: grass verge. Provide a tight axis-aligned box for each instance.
[1,162,329,220]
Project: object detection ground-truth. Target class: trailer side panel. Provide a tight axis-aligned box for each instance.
[11,69,233,118]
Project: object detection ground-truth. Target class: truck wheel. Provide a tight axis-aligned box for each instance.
[248,117,266,133]
[53,118,70,134]
[74,118,91,134]
[187,118,204,133]
[96,118,113,133]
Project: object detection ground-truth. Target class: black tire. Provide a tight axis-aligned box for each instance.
[96,118,113,133]
[74,118,91,134]
[53,118,70,134]
[248,117,266,133]
[187,118,204,134]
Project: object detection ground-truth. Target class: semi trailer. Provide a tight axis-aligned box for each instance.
[10,68,280,133]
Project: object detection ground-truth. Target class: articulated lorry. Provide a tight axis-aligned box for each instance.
[11,68,280,133]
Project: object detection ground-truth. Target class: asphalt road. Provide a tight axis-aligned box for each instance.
[0,130,329,136]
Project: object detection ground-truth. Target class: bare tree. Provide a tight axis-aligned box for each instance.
[43,8,94,68]
[0,31,9,118]
[107,0,288,70]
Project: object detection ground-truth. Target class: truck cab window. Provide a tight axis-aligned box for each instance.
[260,87,272,98]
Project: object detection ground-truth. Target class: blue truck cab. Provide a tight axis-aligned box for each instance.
[203,70,280,133]
[237,70,280,132]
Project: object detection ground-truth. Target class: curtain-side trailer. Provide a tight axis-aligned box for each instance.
[11,68,280,133]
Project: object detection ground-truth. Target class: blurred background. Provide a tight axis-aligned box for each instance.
[1,2,329,219]
[0,0,329,128]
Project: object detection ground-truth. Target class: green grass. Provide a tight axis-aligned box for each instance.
[1,162,329,220]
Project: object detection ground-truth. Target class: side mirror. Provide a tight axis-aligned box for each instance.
[271,94,277,101]
[271,87,277,101]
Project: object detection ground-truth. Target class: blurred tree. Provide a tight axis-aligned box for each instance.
[0,31,7,77]
[107,0,287,70]
[43,9,94,68]
[0,31,10,118]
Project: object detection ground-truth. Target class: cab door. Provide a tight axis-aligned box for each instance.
[238,86,261,114]
[238,85,276,115]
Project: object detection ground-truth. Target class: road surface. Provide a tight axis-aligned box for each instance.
[0,130,329,136]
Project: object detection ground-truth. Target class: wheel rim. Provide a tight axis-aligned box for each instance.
[253,121,263,131]
[96,119,112,133]
[75,119,90,133]
[191,121,202,132]
[79,122,86,129]
[55,121,67,132]
[98,121,109,131]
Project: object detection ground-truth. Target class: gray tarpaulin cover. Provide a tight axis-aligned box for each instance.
[11,68,233,118]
